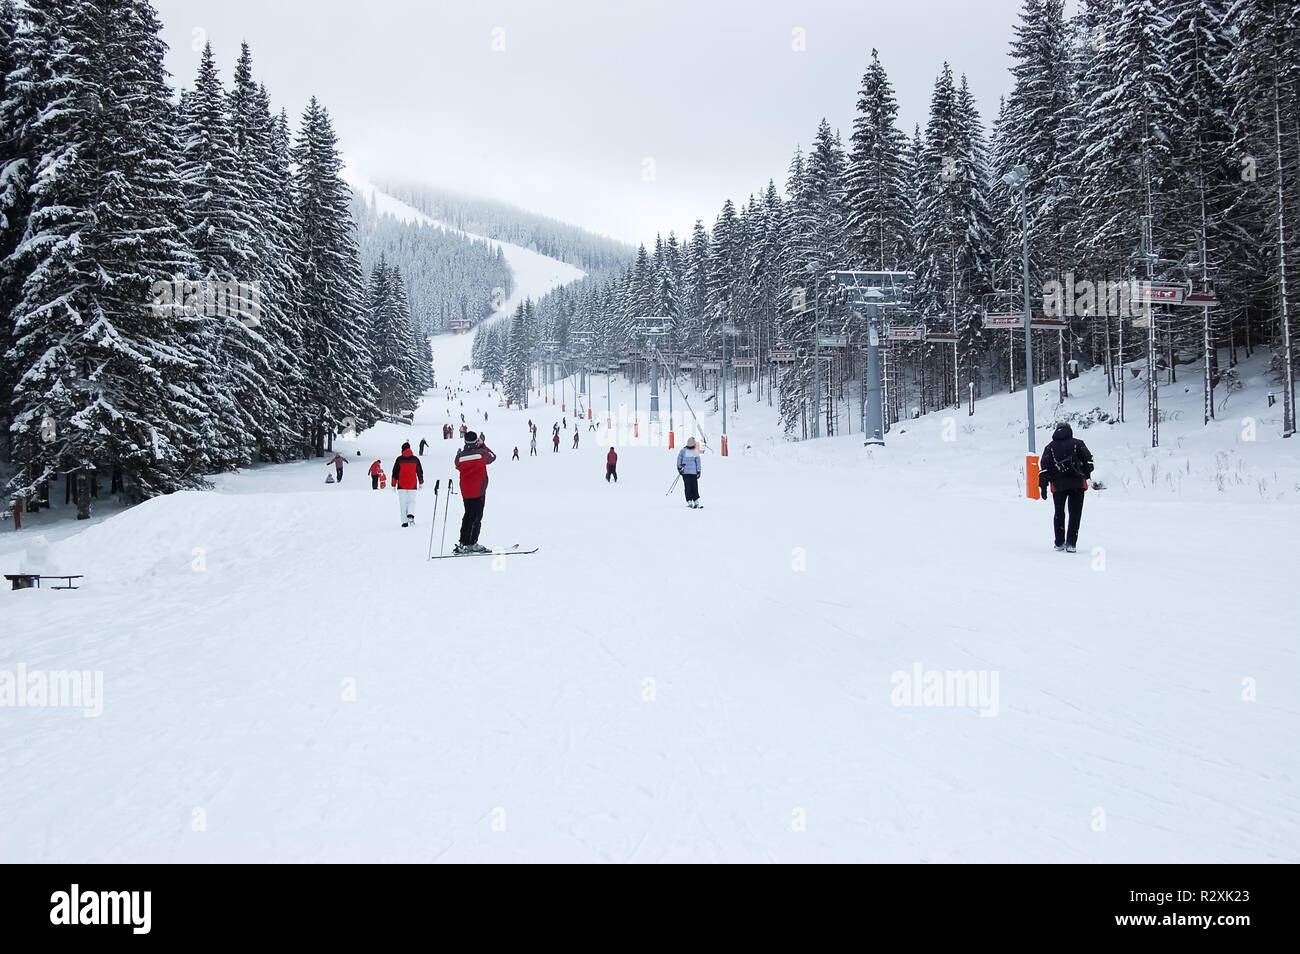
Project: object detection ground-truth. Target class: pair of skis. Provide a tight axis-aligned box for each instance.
[427,476,538,560]
[429,543,539,561]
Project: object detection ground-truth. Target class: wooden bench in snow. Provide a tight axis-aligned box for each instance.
[4,573,83,591]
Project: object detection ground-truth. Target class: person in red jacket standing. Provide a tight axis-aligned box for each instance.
[605,446,618,483]
[453,431,496,553]
[390,441,424,528]
[368,459,385,490]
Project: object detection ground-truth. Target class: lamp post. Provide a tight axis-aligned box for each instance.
[1003,164,1036,454]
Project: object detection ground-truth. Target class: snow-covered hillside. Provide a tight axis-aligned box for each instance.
[342,160,586,321]
[2,328,1295,862]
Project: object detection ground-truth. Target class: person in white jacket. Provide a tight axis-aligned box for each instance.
[676,437,702,508]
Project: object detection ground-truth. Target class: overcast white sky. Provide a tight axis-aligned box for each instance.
[153,0,1028,247]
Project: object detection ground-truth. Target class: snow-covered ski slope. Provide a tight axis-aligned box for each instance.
[2,318,1296,861]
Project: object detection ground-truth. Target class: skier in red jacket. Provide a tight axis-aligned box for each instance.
[453,431,496,553]
[606,447,618,483]
[391,441,424,527]
[368,459,385,490]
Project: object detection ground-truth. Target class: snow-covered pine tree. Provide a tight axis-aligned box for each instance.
[387,266,425,399]
[707,199,742,393]
[503,301,528,407]
[1226,0,1298,437]
[292,96,378,453]
[227,45,306,461]
[915,65,995,406]
[1070,0,1178,439]
[0,0,40,439]
[8,0,211,505]
[953,76,999,401]
[844,51,911,273]
[777,146,810,436]
[993,0,1076,399]
[751,181,786,406]
[366,257,417,415]
[1162,0,1237,425]
[679,220,711,356]
[179,42,275,469]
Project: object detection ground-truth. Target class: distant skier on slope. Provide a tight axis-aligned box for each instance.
[391,441,424,528]
[606,447,618,483]
[1038,422,1094,552]
[530,432,538,456]
[368,459,385,490]
[552,432,560,453]
[327,452,347,482]
[418,438,428,455]
[512,446,520,460]
[454,431,496,554]
[572,429,579,449]
[676,437,702,508]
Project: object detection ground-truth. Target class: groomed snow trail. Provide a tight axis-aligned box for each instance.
[2,329,1296,861]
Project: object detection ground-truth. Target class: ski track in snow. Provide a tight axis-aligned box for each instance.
[1,183,1298,860]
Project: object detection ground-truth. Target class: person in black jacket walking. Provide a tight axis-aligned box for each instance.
[1038,422,1094,552]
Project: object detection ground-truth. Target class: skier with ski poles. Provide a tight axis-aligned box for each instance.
[391,441,424,528]
[676,437,702,508]
[453,431,496,554]
[1038,422,1095,552]
[530,432,538,456]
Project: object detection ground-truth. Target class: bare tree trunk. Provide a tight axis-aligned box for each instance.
[1058,330,1067,403]
[74,469,91,521]
[1272,66,1296,436]
[1103,311,1114,396]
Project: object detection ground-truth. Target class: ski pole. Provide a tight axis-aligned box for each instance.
[438,475,454,557]
[665,473,680,496]
[434,478,444,561]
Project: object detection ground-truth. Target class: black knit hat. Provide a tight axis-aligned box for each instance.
[465,430,478,443]
[401,441,411,450]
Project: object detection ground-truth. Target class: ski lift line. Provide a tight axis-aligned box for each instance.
[648,342,707,448]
